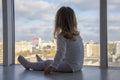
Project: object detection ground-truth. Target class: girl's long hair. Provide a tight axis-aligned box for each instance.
[54,6,80,40]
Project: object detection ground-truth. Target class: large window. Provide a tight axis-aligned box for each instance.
[108,0,120,67]
[15,0,56,63]
[0,0,3,64]
[73,0,100,66]
[15,0,100,66]
[57,0,100,66]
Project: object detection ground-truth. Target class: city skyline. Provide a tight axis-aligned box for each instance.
[0,36,120,66]
[0,0,120,42]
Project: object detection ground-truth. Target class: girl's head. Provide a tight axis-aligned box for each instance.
[54,6,79,40]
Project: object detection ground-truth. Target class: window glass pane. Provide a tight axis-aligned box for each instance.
[108,0,120,67]
[0,0,3,64]
[15,0,100,66]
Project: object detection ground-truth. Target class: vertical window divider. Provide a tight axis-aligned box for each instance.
[100,0,108,68]
[2,0,15,66]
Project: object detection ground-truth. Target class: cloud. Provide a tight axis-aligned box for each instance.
[108,0,120,12]
[108,26,120,31]
[60,0,99,11]
[15,22,54,41]
[108,30,120,41]
[15,27,54,41]
[108,16,120,31]
[15,0,56,21]
[77,15,99,27]
[0,0,120,42]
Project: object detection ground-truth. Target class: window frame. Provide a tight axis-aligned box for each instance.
[2,0,108,68]
[2,0,15,66]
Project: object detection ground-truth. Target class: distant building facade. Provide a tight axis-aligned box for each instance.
[32,38,41,49]
[116,41,120,55]
[15,41,32,53]
[84,40,100,58]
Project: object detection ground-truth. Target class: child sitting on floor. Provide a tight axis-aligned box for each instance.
[18,6,84,75]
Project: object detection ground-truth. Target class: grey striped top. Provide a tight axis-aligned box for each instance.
[51,34,84,72]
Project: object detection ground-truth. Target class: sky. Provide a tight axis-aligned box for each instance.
[0,0,120,42]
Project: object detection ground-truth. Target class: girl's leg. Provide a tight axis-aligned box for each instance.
[53,61,73,73]
[32,55,73,72]
[29,60,53,71]
[18,55,53,71]
[36,55,43,61]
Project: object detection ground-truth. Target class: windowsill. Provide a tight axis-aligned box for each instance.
[1,65,120,80]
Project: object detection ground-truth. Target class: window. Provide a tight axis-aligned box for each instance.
[60,0,100,66]
[15,0,100,66]
[108,0,120,67]
[73,0,100,66]
[15,0,56,63]
[0,0,3,64]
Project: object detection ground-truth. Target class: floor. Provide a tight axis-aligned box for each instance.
[0,65,120,80]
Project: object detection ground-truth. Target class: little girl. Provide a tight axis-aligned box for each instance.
[18,6,84,74]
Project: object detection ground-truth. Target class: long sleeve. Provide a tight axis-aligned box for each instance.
[50,35,66,69]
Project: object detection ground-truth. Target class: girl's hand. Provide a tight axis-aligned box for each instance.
[44,66,54,75]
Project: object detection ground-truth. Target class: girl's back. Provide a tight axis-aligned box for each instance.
[58,34,84,72]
